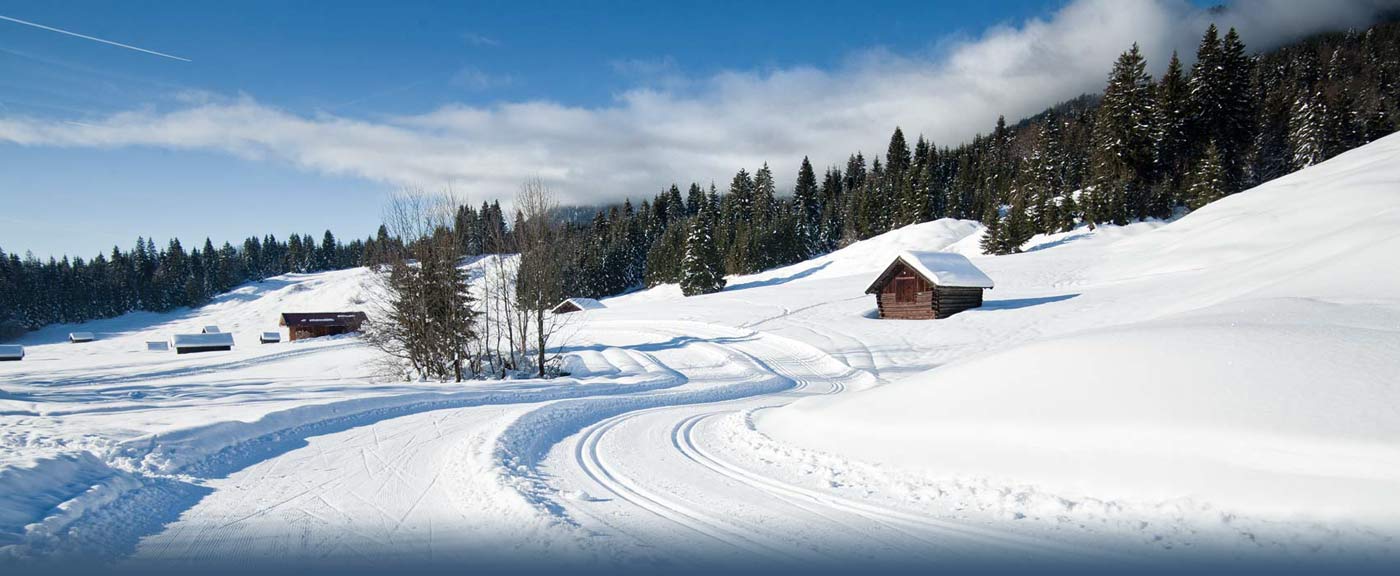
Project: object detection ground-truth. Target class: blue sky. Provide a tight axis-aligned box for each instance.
[0,0,1390,258]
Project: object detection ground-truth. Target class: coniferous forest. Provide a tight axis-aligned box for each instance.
[2,20,1398,337]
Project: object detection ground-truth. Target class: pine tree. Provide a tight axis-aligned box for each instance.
[792,156,820,257]
[978,204,1002,256]
[999,195,1035,254]
[1153,51,1191,210]
[685,183,706,216]
[1090,43,1157,224]
[680,201,725,296]
[1290,86,1327,169]
[1186,141,1227,210]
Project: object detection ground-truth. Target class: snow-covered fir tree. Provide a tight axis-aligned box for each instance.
[680,201,725,297]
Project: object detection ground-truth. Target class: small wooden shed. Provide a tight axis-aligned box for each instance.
[865,251,994,320]
[551,298,605,314]
[0,345,23,361]
[279,312,368,342]
[259,331,282,344]
[69,332,95,343]
[171,332,234,354]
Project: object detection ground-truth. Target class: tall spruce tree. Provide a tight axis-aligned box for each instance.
[1153,51,1191,210]
[1090,43,1157,224]
[680,201,725,296]
[792,156,821,257]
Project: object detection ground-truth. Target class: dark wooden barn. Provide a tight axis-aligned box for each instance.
[279,312,368,342]
[865,251,994,320]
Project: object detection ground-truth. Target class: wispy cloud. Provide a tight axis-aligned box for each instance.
[462,32,500,47]
[0,13,190,62]
[1,0,1395,208]
[450,67,515,91]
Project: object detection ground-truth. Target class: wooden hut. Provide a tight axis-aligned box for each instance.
[0,345,23,361]
[171,332,234,354]
[69,332,95,343]
[279,312,368,342]
[259,331,282,344]
[865,251,994,320]
[551,298,605,314]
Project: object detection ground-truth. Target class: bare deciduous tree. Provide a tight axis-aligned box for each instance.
[514,178,569,377]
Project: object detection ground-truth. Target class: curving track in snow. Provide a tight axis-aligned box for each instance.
[530,320,1119,570]
[112,320,1119,570]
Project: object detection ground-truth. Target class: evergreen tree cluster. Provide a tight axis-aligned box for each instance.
[0,231,380,334]
[546,20,1400,295]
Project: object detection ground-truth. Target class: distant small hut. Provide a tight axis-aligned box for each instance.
[551,298,605,315]
[279,312,368,342]
[69,332,95,343]
[146,341,169,351]
[202,326,221,334]
[171,332,234,354]
[0,345,23,361]
[260,331,282,344]
[865,251,994,320]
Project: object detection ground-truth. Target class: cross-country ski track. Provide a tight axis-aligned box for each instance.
[118,320,1114,571]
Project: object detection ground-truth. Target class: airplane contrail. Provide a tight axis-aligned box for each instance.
[0,14,190,62]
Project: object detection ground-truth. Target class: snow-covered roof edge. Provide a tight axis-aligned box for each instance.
[895,250,995,289]
[171,333,235,347]
[564,297,606,310]
[0,345,23,358]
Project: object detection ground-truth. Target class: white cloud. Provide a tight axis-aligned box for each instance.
[450,67,514,91]
[0,0,1395,208]
[462,32,500,47]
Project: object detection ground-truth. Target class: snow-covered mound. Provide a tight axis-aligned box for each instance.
[759,132,1400,520]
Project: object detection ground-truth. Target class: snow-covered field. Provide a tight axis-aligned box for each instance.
[4,133,1400,572]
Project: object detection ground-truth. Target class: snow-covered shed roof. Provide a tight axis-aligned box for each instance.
[279,312,368,328]
[171,332,235,348]
[69,332,95,342]
[865,251,995,293]
[260,332,281,342]
[202,326,221,334]
[552,298,606,314]
[0,345,23,360]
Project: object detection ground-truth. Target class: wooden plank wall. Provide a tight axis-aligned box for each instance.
[933,286,984,319]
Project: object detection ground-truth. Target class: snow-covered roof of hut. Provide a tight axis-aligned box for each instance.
[202,325,221,334]
[866,251,995,293]
[552,298,606,314]
[0,345,23,359]
[69,332,95,342]
[260,332,281,341]
[171,332,234,348]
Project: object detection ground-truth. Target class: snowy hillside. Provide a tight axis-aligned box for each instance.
[5,134,1400,571]
[757,131,1400,520]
